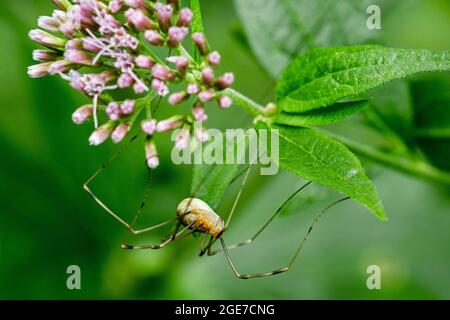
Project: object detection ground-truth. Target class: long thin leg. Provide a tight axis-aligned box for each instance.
[208,181,312,256]
[83,135,176,235]
[121,220,199,250]
[221,197,350,279]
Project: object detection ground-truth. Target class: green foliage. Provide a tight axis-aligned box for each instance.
[411,74,450,170]
[273,100,369,127]
[189,0,204,63]
[276,46,450,113]
[256,121,386,220]
[234,0,392,78]
[191,136,246,209]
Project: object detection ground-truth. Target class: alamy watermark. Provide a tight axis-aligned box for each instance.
[171,122,280,176]
[366,264,381,290]
[367,5,382,30]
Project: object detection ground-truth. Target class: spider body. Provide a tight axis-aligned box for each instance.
[177,198,224,238]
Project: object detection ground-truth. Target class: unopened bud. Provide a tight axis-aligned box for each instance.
[174,127,191,150]
[37,16,60,32]
[111,122,130,144]
[109,0,123,13]
[215,72,235,90]
[167,56,189,75]
[168,92,188,105]
[145,139,159,169]
[198,90,216,103]
[28,29,66,49]
[144,30,164,46]
[106,102,122,121]
[151,78,169,96]
[192,32,209,56]
[51,0,72,10]
[192,106,208,121]
[218,95,233,109]
[156,116,183,132]
[120,100,136,115]
[64,49,94,66]
[117,73,134,88]
[72,104,93,124]
[152,64,175,81]
[141,119,157,135]
[186,83,200,95]
[201,68,215,87]
[167,26,189,48]
[89,123,114,146]
[135,55,154,69]
[208,51,221,67]
[48,60,76,75]
[155,3,173,31]
[33,50,60,62]
[177,8,193,27]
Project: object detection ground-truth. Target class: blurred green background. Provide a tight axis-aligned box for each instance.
[0,0,450,299]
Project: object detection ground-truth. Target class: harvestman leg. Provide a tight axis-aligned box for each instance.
[221,196,350,279]
[207,181,312,256]
[121,221,203,250]
[198,164,254,256]
[83,135,178,235]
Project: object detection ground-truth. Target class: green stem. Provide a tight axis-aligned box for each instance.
[223,88,267,117]
[328,132,450,186]
[229,89,450,186]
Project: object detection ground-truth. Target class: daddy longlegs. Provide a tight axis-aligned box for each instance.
[83,135,350,279]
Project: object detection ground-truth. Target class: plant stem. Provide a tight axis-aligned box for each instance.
[230,88,450,186]
[328,132,450,186]
[223,88,267,117]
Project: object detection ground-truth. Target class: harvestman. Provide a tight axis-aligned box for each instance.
[83,135,349,279]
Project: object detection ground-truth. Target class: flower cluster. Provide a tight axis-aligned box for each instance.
[28,0,234,168]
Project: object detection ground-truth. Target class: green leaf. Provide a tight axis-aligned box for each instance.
[411,74,450,170]
[190,134,247,209]
[256,121,386,220]
[276,46,450,113]
[190,0,204,63]
[273,100,369,127]
[234,0,395,78]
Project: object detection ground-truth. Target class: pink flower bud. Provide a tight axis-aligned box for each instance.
[208,51,221,67]
[156,116,183,132]
[174,128,190,150]
[198,90,216,103]
[195,127,209,143]
[89,123,114,146]
[66,39,83,50]
[82,39,101,53]
[117,73,134,88]
[166,56,189,74]
[145,140,159,169]
[192,106,208,121]
[151,78,169,96]
[59,21,78,38]
[124,0,147,10]
[109,0,123,13]
[135,55,154,69]
[218,95,233,108]
[177,8,193,27]
[28,29,66,49]
[168,92,188,105]
[201,67,215,87]
[37,16,60,32]
[111,122,130,144]
[33,50,59,62]
[120,100,136,115]
[64,49,93,66]
[215,72,235,90]
[187,83,200,95]
[152,64,175,81]
[72,105,93,125]
[106,102,122,121]
[167,26,189,48]
[141,119,157,135]
[144,30,164,46]
[27,62,52,78]
[48,60,75,75]
[155,3,173,31]
[126,9,156,31]
[133,82,146,94]
[192,32,209,56]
